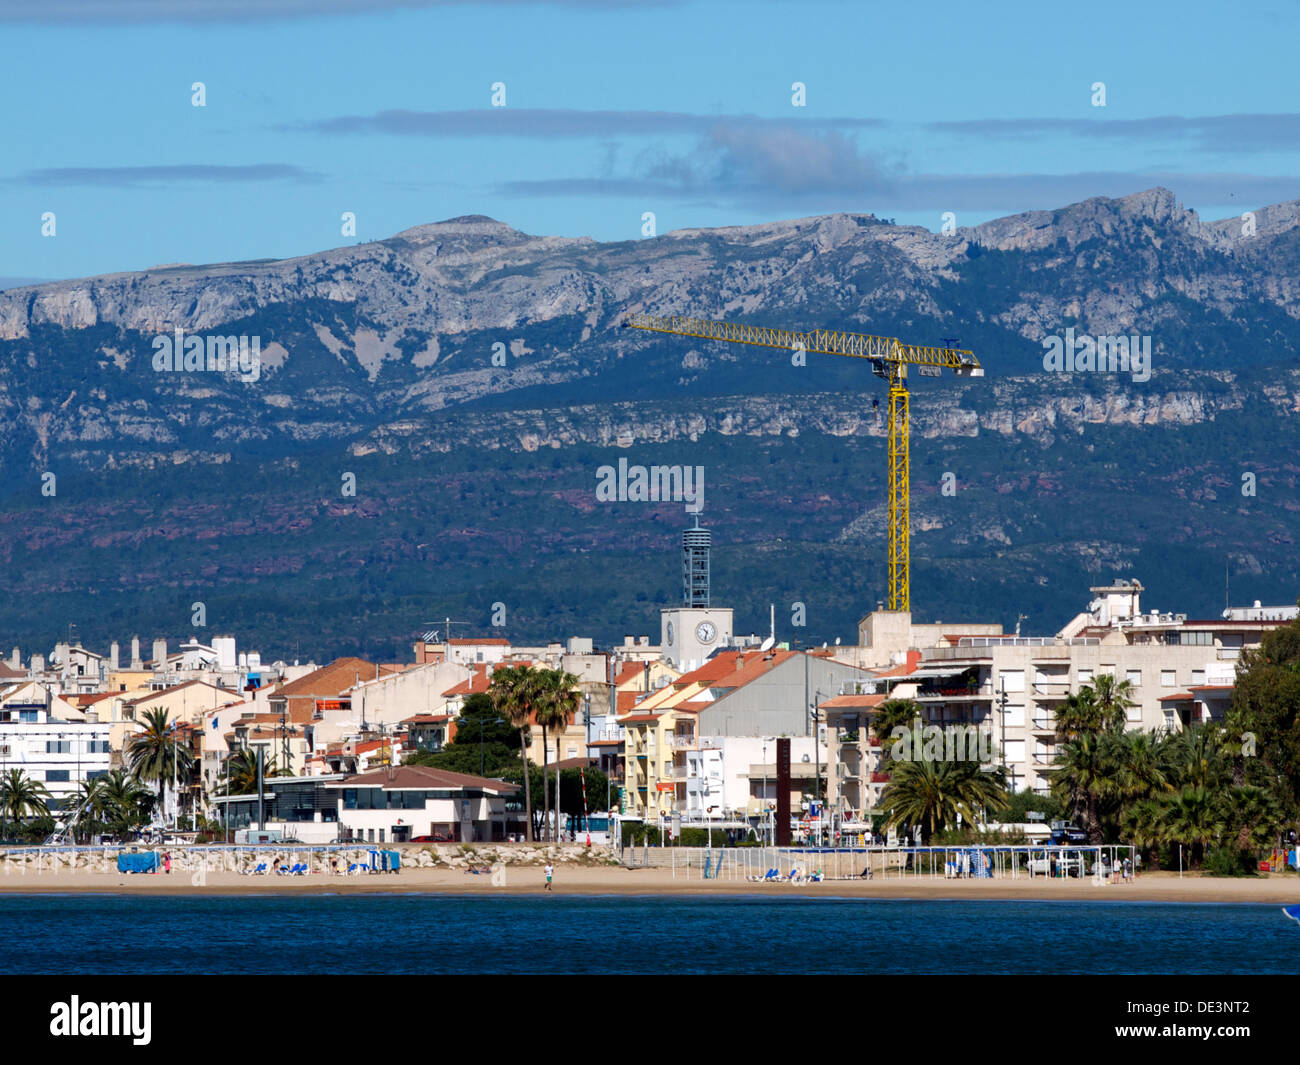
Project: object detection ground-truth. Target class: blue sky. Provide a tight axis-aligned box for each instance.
[3,0,1298,281]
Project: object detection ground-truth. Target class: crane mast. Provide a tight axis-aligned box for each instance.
[622,312,983,612]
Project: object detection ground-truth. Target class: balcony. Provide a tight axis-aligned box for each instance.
[667,734,697,750]
[916,683,993,701]
[668,764,689,780]
[869,771,891,783]
[1031,681,1071,700]
[1030,717,1057,733]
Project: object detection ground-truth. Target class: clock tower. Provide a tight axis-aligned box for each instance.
[661,606,734,672]
[660,517,733,670]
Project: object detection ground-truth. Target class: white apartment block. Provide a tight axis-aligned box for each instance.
[0,703,111,806]
[824,579,1294,819]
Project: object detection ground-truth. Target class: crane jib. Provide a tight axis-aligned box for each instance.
[623,313,981,374]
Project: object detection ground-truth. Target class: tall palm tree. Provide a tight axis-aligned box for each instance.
[0,769,51,828]
[1049,732,1109,843]
[490,664,541,842]
[535,670,581,842]
[128,708,196,817]
[1090,673,1136,732]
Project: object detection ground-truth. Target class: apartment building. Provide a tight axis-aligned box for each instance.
[821,579,1295,820]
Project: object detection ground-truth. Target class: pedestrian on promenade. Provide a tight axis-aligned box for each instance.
[544,862,554,890]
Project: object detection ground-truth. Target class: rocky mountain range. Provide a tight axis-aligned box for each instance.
[2,186,1298,658]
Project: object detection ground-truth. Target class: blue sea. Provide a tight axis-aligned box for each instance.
[0,894,1295,974]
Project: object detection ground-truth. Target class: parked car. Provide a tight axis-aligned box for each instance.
[410,833,454,843]
[1027,851,1085,877]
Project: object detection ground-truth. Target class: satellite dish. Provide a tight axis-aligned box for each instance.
[759,636,775,652]
[835,637,842,646]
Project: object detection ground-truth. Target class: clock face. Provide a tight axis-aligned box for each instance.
[696,621,717,644]
[666,621,675,645]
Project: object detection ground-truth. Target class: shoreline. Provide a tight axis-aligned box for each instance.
[0,867,1295,903]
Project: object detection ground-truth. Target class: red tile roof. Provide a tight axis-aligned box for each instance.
[448,638,511,646]
[819,693,886,709]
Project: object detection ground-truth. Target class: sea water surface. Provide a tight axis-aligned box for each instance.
[0,894,1295,974]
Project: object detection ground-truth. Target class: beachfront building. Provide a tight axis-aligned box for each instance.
[830,579,1295,806]
[326,765,520,843]
[618,649,872,825]
[0,700,111,807]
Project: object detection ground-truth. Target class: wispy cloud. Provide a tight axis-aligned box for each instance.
[495,122,1300,211]
[289,108,884,139]
[14,163,323,187]
[0,0,665,23]
[926,114,1300,154]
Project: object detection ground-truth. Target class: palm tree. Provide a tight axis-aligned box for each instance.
[490,664,541,842]
[1119,797,1165,864]
[0,769,51,829]
[69,776,108,843]
[1090,673,1136,732]
[871,699,922,761]
[1163,785,1224,867]
[1168,724,1230,792]
[96,770,153,837]
[128,709,196,818]
[879,756,1009,844]
[535,670,581,842]
[1219,784,1282,853]
[1055,675,1135,741]
[1049,732,1109,843]
[220,748,282,795]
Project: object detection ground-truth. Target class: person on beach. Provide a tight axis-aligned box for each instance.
[164,852,171,874]
[544,862,553,890]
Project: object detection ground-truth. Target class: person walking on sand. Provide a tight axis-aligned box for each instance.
[164,852,171,875]
[544,862,554,891]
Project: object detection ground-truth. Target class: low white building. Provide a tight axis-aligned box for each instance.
[326,765,520,843]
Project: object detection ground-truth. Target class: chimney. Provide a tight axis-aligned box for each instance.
[735,653,745,671]
[32,654,44,673]
[9,647,18,669]
[152,638,167,669]
[110,641,120,671]
[130,636,142,670]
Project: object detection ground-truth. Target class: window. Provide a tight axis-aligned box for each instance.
[1161,670,1176,687]
[1078,669,1094,684]
[1164,710,1175,729]
[87,770,108,781]
[1192,670,1205,686]
[999,670,1025,693]
[379,829,385,843]
[45,770,70,782]
[1126,670,1141,687]
[1003,740,1026,763]
[1180,631,1213,646]
[45,740,71,754]
[567,745,577,758]
[343,789,358,810]
[1003,705,1024,727]
[1126,705,1142,722]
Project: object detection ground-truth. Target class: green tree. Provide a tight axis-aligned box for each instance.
[1225,614,1300,816]
[490,664,543,842]
[97,770,154,837]
[1049,732,1109,843]
[879,752,1009,845]
[404,692,522,776]
[536,669,581,842]
[128,708,196,811]
[872,699,921,756]
[0,769,50,829]
[219,748,285,796]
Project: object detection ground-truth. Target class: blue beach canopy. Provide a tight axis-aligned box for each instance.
[1281,904,1300,924]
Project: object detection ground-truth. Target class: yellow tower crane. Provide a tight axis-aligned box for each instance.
[623,313,983,612]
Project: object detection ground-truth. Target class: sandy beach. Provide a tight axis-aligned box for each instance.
[0,863,1296,903]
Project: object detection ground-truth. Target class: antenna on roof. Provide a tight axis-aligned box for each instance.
[759,636,775,653]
